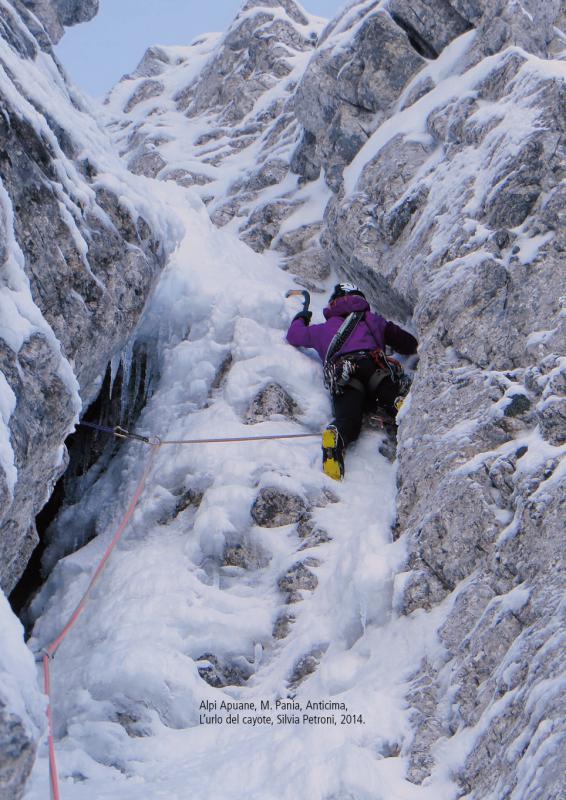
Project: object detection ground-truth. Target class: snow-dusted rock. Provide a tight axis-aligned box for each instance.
[278,558,319,602]
[293,7,427,191]
[301,1,566,792]
[0,2,171,595]
[196,653,251,688]
[0,591,43,800]
[251,486,307,527]
[20,0,98,44]
[104,1,327,265]
[244,381,300,423]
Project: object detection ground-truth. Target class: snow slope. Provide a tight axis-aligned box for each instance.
[24,183,455,800]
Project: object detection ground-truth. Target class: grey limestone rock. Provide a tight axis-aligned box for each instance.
[160,168,213,188]
[196,653,251,688]
[239,198,303,253]
[288,645,327,689]
[388,0,472,58]
[292,7,427,190]
[222,535,270,570]
[0,702,37,800]
[278,558,319,602]
[0,3,165,595]
[244,381,300,423]
[272,612,295,640]
[106,1,320,254]
[157,487,204,526]
[20,0,98,44]
[123,79,164,113]
[276,222,323,257]
[251,487,307,528]
[292,0,566,793]
[122,45,172,80]
[128,148,167,178]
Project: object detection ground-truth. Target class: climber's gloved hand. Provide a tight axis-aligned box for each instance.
[293,310,312,324]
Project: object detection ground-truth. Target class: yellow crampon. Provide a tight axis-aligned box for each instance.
[322,426,344,481]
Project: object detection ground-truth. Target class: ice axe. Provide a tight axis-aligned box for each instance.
[285,289,311,314]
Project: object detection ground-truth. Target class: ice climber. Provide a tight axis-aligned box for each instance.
[286,282,418,480]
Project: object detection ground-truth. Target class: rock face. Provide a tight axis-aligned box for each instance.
[251,486,307,527]
[244,381,300,423]
[290,1,565,795]
[0,5,171,796]
[20,0,99,44]
[0,592,43,800]
[0,1,168,596]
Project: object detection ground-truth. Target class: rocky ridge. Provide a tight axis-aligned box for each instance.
[0,0,176,597]
[19,0,99,44]
[104,0,330,282]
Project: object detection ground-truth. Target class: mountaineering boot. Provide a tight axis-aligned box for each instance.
[322,425,344,480]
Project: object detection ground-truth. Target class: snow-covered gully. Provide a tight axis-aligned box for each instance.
[23,190,448,800]
[1,1,562,797]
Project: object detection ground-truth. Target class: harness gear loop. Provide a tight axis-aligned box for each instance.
[323,311,365,395]
[327,346,412,401]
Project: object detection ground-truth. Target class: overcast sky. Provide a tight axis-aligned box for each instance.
[55,0,348,98]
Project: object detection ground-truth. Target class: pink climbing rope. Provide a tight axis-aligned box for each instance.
[41,442,160,799]
[41,424,320,796]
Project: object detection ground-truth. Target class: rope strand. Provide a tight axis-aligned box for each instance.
[42,422,321,794]
[41,443,160,798]
[78,421,320,445]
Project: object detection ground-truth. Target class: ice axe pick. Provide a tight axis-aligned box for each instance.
[285,289,311,314]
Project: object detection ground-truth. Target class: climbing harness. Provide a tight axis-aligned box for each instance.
[322,311,365,395]
[325,342,412,404]
[368,348,412,403]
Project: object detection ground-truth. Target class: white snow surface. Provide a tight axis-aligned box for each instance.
[0,589,44,737]
[24,185,456,800]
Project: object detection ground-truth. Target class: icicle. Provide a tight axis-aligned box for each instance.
[109,352,121,399]
[143,344,154,402]
[119,340,135,425]
[131,344,145,419]
[139,336,159,405]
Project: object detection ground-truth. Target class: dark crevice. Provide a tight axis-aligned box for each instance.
[9,342,155,623]
[389,12,439,60]
[420,554,455,593]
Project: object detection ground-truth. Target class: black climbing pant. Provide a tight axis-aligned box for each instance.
[331,356,398,446]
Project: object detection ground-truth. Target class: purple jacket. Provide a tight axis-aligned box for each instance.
[286,295,418,362]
